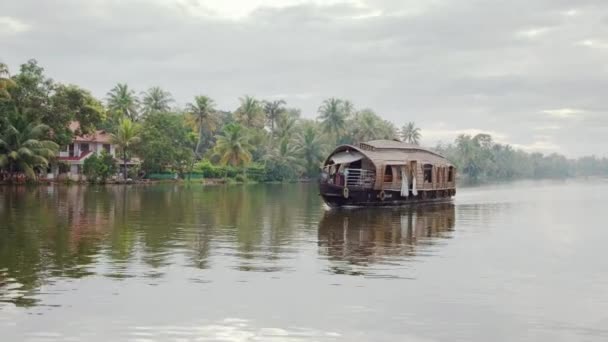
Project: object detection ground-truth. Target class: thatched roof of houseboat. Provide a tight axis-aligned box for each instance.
[325,140,453,167]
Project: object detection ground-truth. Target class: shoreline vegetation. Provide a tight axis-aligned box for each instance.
[2,59,608,186]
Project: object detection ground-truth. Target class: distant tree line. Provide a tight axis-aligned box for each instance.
[435,134,608,183]
[1,59,607,183]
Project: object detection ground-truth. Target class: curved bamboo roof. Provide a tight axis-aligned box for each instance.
[324,139,453,167]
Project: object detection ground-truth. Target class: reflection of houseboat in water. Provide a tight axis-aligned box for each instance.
[319,140,456,207]
[318,204,455,269]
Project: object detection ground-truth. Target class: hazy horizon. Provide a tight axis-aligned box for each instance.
[2,0,607,157]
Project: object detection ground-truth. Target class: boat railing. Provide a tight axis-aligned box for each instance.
[345,169,375,188]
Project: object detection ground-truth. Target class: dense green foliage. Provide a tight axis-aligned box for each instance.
[0,114,59,180]
[83,150,117,183]
[1,59,607,183]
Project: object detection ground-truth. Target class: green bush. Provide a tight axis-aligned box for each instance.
[83,151,117,183]
[193,160,240,178]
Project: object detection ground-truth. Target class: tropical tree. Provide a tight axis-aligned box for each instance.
[106,83,139,121]
[401,122,421,145]
[378,120,398,140]
[264,137,301,181]
[141,87,173,115]
[263,99,286,135]
[343,100,355,116]
[213,123,253,167]
[318,98,348,142]
[295,122,325,177]
[50,84,105,145]
[186,95,218,158]
[0,116,59,181]
[138,111,196,175]
[0,63,15,99]
[351,109,382,142]
[274,112,297,142]
[235,96,264,129]
[110,118,141,180]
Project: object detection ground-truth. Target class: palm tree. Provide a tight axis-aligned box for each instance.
[106,83,139,121]
[186,95,217,158]
[213,123,253,167]
[401,122,422,145]
[264,137,301,180]
[0,63,15,99]
[295,123,325,177]
[274,112,297,142]
[317,98,348,142]
[263,99,286,134]
[235,96,264,129]
[343,100,355,116]
[379,120,398,140]
[0,117,59,181]
[141,87,173,115]
[110,119,141,180]
[352,110,381,142]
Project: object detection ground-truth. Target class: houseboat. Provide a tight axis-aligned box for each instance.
[319,140,456,207]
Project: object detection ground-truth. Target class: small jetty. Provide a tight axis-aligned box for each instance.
[319,139,456,207]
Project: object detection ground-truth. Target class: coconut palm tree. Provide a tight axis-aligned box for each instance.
[141,87,173,115]
[264,137,301,180]
[274,112,297,142]
[352,109,381,142]
[0,116,59,181]
[401,122,421,145]
[110,119,141,180]
[317,98,348,142]
[343,100,355,116]
[107,83,139,121]
[263,99,286,134]
[295,123,325,177]
[235,96,264,129]
[0,63,15,99]
[186,95,218,158]
[213,123,253,167]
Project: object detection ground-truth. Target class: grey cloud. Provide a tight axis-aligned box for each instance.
[1,0,607,156]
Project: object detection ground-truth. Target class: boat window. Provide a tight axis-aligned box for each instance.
[448,167,454,182]
[423,164,433,183]
[349,159,362,169]
[384,165,393,183]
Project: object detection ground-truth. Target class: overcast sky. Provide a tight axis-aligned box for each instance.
[1,0,607,156]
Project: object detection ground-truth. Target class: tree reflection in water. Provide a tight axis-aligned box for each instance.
[318,204,455,277]
[0,184,321,307]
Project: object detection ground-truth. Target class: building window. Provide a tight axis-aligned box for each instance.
[81,143,90,153]
[448,167,454,182]
[68,143,75,157]
[103,144,111,153]
[423,164,433,183]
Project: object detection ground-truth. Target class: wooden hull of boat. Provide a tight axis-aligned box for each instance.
[319,183,455,207]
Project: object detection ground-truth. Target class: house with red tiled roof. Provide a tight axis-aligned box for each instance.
[55,122,116,178]
[52,122,142,181]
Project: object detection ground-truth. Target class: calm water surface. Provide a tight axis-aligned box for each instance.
[1,181,607,341]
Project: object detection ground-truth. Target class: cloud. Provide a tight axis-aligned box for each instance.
[516,27,552,39]
[1,0,608,157]
[0,16,30,34]
[542,108,585,118]
[512,140,560,153]
[422,128,509,144]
